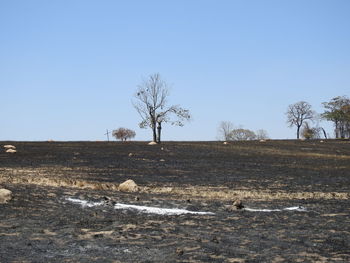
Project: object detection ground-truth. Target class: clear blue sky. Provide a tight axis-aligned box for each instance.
[1,0,349,141]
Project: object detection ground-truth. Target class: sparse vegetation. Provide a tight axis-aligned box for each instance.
[112,128,136,141]
[322,95,350,139]
[301,122,321,140]
[218,122,269,141]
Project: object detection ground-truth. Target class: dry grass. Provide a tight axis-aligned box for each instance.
[2,174,348,201]
[1,169,349,201]
[141,185,350,201]
[1,174,119,191]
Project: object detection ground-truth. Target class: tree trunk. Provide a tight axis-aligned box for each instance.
[321,128,327,139]
[297,125,300,139]
[157,122,162,143]
[152,124,157,143]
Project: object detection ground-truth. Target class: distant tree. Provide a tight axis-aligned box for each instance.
[286,101,315,139]
[229,128,256,141]
[112,128,136,141]
[322,96,350,139]
[133,73,191,143]
[256,129,269,140]
[218,121,234,141]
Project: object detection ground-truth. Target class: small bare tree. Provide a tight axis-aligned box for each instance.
[256,129,269,140]
[133,73,190,143]
[218,121,234,141]
[112,128,136,141]
[230,128,256,141]
[286,101,315,139]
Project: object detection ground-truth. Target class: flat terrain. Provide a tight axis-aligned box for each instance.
[0,140,350,262]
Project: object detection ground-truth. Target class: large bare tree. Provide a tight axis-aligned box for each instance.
[286,101,315,139]
[133,73,190,143]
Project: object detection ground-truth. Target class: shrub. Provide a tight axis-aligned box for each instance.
[112,128,136,141]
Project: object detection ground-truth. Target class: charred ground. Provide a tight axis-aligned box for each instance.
[0,140,350,262]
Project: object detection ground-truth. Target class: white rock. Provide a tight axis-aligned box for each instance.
[6,149,17,153]
[0,189,12,204]
[148,141,158,145]
[118,179,139,192]
[3,145,16,149]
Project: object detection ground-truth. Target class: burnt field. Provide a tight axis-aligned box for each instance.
[0,140,350,262]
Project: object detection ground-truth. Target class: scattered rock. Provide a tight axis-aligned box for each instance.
[6,149,17,153]
[211,236,219,243]
[176,248,184,256]
[148,141,158,145]
[161,147,164,150]
[0,189,12,204]
[118,179,139,192]
[233,200,244,210]
[3,145,16,149]
[128,153,133,157]
[159,159,165,162]
[103,196,116,206]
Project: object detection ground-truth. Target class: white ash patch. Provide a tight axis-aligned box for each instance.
[244,206,307,212]
[113,203,214,215]
[65,197,214,215]
[66,197,307,215]
[66,197,104,208]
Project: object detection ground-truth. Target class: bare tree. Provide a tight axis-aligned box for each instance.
[112,128,136,141]
[230,128,256,141]
[286,101,315,139]
[218,121,234,141]
[256,129,269,140]
[133,73,190,143]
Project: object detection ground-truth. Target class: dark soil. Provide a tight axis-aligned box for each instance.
[1,140,350,262]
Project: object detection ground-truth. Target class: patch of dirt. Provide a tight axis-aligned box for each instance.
[1,140,350,262]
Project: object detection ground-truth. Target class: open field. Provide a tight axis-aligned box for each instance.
[1,140,350,262]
